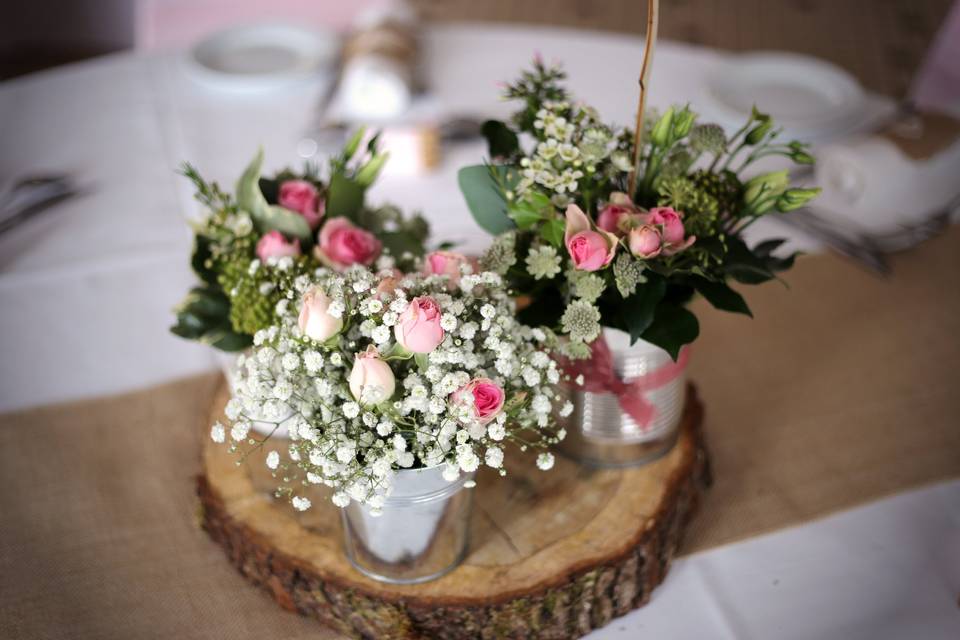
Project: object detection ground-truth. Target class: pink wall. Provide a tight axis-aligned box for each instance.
[137,0,383,50]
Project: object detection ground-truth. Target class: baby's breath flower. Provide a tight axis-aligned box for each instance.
[536,453,555,470]
[266,451,280,469]
[291,496,312,511]
[210,422,226,443]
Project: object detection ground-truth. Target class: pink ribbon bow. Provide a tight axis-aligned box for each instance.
[564,336,690,429]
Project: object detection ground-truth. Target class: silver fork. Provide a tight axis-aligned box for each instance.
[0,175,80,236]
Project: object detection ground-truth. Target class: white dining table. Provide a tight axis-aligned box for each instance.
[1,23,957,639]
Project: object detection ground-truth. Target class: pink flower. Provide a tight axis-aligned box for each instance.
[645,206,696,255]
[313,217,382,270]
[628,224,662,258]
[278,180,324,229]
[349,346,396,405]
[394,296,445,354]
[452,378,505,424]
[424,250,471,286]
[596,192,637,236]
[256,230,301,261]
[564,204,618,271]
[298,286,343,341]
[374,269,404,298]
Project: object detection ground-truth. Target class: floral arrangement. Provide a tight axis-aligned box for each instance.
[171,129,430,351]
[210,262,566,512]
[459,60,819,359]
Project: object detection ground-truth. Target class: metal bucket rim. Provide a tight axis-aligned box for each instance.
[377,466,474,507]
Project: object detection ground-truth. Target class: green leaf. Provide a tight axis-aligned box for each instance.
[182,285,231,319]
[326,172,366,221]
[481,120,520,158]
[190,235,218,285]
[724,236,776,284]
[752,238,786,258]
[203,329,253,352]
[539,217,565,247]
[414,352,430,371]
[458,164,518,235]
[641,303,700,361]
[508,203,543,229]
[355,152,389,187]
[342,126,366,160]
[692,277,752,317]
[379,230,427,258]
[236,149,312,242]
[620,277,666,343]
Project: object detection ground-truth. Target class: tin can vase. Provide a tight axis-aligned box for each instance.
[341,466,475,584]
[559,328,688,468]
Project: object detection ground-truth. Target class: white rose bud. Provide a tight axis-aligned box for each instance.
[298,286,343,342]
[349,347,396,405]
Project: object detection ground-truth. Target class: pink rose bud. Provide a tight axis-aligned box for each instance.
[394,296,445,354]
[349,347,396,405]
[313,217,382,270]
[564,205,618,272]
[628,224,663,258]
[425,250,471,286]
[596,192,637,236]
[452,378,505,424]
[647,207,685,245]
[297,286,343,342]
[278,180,324,229]
[646,206,696,255]
[256,230,301,261]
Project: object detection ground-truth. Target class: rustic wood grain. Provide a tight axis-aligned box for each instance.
[411,0,952,98]
[198,381,710,639]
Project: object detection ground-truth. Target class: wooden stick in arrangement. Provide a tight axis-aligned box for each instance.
[628,0,660,198]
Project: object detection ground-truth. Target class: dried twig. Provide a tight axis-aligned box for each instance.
[627,0,660,198]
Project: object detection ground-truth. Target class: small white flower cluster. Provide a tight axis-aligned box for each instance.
[213,265,564,513]
[518,100,629,206]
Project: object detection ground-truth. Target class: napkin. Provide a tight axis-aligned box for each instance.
[813,110,960,241]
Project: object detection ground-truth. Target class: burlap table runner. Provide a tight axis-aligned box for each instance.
[2,227,959,639]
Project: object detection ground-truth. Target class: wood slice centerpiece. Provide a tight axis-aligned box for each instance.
[198,380,710,639]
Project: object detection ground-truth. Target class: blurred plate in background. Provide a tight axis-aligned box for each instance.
[702,52,865,141]
[187,23,339,92]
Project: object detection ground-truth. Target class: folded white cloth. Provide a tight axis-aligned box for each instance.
[814,112,960,241]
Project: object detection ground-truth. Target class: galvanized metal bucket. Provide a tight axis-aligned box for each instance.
[341,466,475,584]
[559,328,688,468]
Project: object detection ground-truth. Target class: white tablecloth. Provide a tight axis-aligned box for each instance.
[1,24,956,639]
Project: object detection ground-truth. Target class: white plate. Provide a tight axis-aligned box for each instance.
[187,23,339,92]
[702,52,865,141]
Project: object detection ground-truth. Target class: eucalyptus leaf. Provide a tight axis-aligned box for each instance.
[236,149,312,242]
[458,164,518,235]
